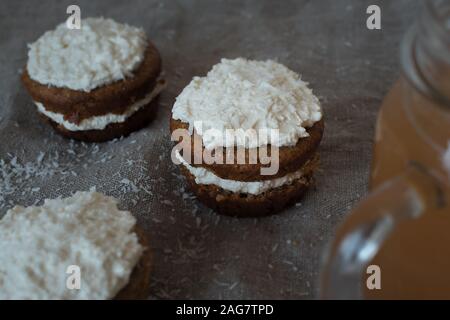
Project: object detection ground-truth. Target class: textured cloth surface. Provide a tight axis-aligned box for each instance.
[0,0,419,299]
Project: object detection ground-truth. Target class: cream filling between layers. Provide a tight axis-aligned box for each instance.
[175,151,307,195]
[35,79,166,131]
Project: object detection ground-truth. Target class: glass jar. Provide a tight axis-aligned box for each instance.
[321,0,450,299]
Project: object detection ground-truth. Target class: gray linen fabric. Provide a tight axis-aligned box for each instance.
[0,0,419,299]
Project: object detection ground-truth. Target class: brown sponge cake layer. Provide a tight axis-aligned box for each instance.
[39,98,159,142]
[171,118,324,181]
[22,42,162,124]
[180,154,319,217]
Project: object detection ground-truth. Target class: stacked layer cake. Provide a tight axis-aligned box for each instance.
[171,58,324,217]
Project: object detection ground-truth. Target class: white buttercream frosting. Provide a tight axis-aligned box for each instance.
[27,17,147,92]
[0,191,143,300]
[172,58,322,149]
[176,151,306,195]
[35,79,166,131]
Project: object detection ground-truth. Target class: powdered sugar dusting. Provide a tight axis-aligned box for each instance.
[0,130,316,299]
[1,4,337,299]
[0,151,66,211]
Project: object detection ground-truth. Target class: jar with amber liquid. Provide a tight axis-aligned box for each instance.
[321,0,450,299]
